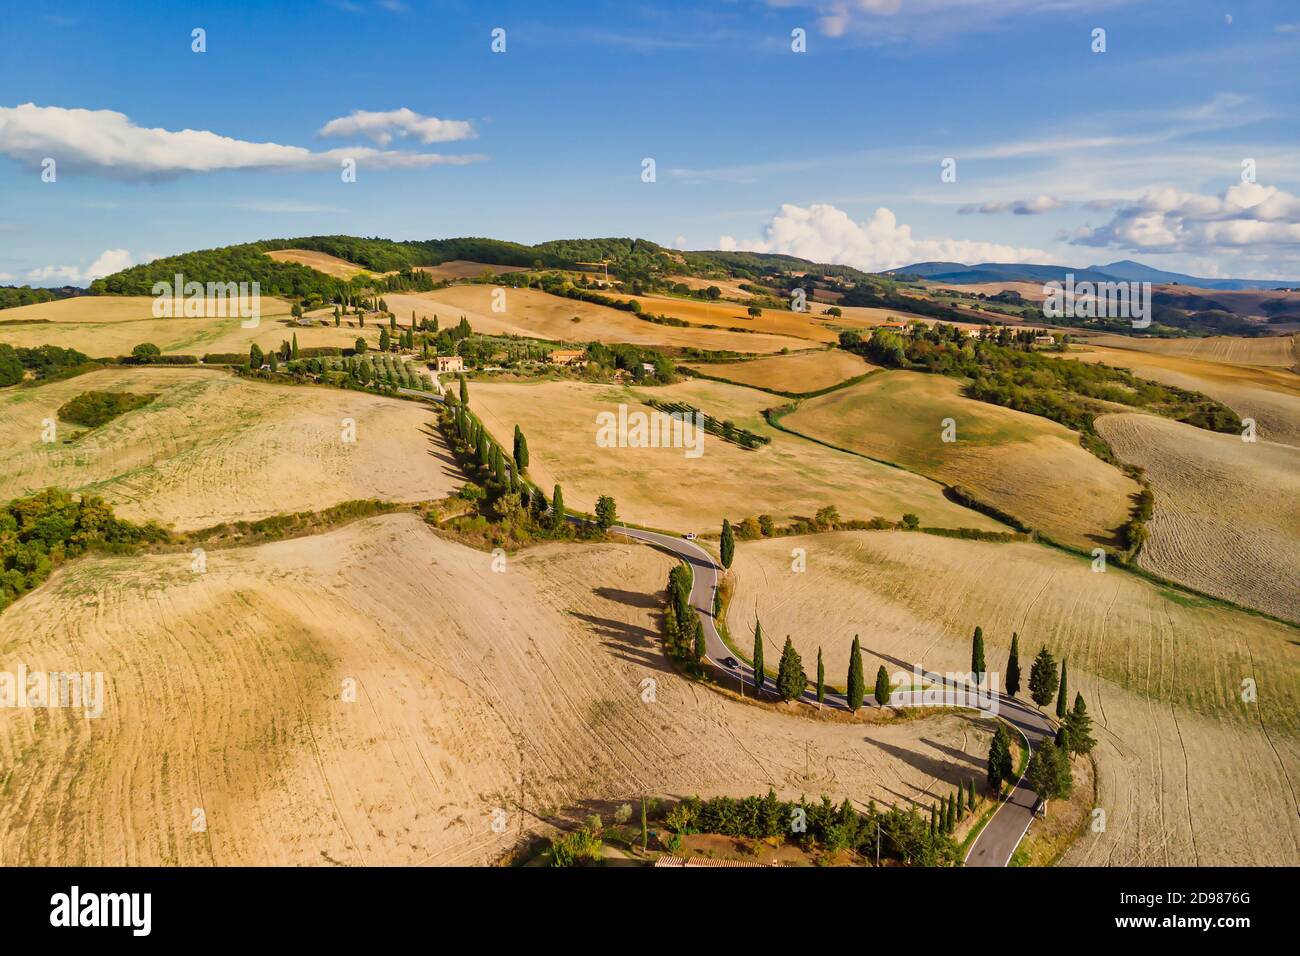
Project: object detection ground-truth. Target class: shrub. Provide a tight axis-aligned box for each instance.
[56,391,157,427]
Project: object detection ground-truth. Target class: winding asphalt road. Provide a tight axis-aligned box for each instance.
[422,400,1054,865]
[611,524,1056,867]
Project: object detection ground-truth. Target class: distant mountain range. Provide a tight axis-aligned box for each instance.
[893,259,1300,292]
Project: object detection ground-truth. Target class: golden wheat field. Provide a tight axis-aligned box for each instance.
[468,378,1004,533]
[781,371,1140,550]
[0,514,997,865]
[0,367,458,531]
[0,295,380,357]
[684,349,875,394]
[1096,412,1300,621]
[729,530,1300,866]
[385,286,812,354]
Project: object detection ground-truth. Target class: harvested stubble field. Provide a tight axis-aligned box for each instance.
[921,280,1048,303]
[385,286,811,354]
[604,293,839,344]
[0,295,375,357]
[684,349,875,394]
[781,370,1140,550]
[1069,342,1300,448]
[816,302,988,334]
[468,378,1005,533]
[0,514,997,865]
[264,248,389,279]
[416,260,531,280]
[665,274,755,300]
[730,531,1300,866]
[1084,332,1299,368]
[1096,412,1300,622]
[0,367,460,531]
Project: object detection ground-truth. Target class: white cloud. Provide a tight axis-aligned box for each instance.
[719,203,1049,271]
[1073,182,1300,254]
[777,0,1133,42]
[0,104,487,181]
[0,272,13,282]
[27,248,133,285]
[958,196,1065,216]
[316,107,475,146]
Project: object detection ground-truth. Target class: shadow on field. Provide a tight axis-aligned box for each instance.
[859,733,971,801]
[593,585,660,610]
[569,609,674,676]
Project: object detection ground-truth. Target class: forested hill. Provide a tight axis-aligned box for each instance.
[88,234,880,297]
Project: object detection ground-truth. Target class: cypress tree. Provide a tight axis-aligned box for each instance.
[249,343,263,368]
[477,433,490,470]
[641,797,648,851]
[693,613,706,665]
[987,722,1013,795]
[291,333,299,360]
[1006,632,1021,697]
[846,635,865,712]
[516,430,529,470]
[971,625,985,683]
[944,794,955,833]
[720,519,735,569]
[1056,657,1069,719]
[930,806,937,836]
[268,352,278,372]
[380,327,390,352]
[874,664,891,708]
[1028,647,1058,709]
[816,647,825,705]
[752,620,766,693]
[459,373,468,406]
[776,636,805,702]
[967,778,976,812]
[551,485,565,529]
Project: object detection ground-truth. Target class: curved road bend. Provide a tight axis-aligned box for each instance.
[610,525,1055,868]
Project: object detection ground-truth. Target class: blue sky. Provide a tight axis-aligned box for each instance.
[2,0,1299,284]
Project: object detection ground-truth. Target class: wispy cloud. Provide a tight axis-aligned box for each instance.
[958,196,1066,215]
[317,107,475,146]
[776,0,1136,44]
[0,104,487,181]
